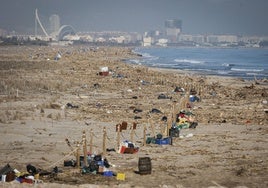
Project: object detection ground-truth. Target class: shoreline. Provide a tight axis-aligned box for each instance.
[148,66,268,88]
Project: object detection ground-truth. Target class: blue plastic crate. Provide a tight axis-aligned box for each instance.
[155,137,171,145]
[103,171,113,177]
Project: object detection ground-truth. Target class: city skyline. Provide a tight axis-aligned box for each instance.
[0,0,268,36]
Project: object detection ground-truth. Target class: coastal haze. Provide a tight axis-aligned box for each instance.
[0,0,268,36]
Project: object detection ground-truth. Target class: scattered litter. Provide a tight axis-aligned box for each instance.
[26,164,37,175]
[0,164,13,177]
[93,83,100,89]
[66,103,79,109]
[179,133,194,138]
[161,116,167,122]
[189,95,200,102]
[146,134,172,145]
[54,52,61,61]
[173,110,198,130]
[99,66,109,76]
[185,133,194,138]
[106,110,112,114]
[155,137,172,145]
[113,73,126,79]
[150,108,162,114]
[106,148,116,152]
[133,108,143,113]
[134,116,142,119]
[190,88,197,95]
[96,102,102,108]
[157,93,171,99]
[174,86,185,93]
[116,173,126,180]
[140,80,150,85]
[118,140,139,154]
[169,126,180,137]
[0,163,44,184]
[64,159,76,167]
[101,66,108,72]
[81,154,112,175]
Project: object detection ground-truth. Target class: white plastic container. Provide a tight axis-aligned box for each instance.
[1,175,6,182]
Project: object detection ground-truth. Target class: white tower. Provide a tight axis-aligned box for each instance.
[49,14,60,34]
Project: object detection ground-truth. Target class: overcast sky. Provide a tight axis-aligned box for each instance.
[0,0,268,36]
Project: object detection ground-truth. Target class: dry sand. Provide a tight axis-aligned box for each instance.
[0,45,267,188]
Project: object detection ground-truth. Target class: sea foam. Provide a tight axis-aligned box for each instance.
[174,59,204,64]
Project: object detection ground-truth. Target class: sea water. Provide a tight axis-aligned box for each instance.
[127,47,268,80]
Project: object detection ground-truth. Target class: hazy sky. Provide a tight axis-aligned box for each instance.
[0,0,268,36]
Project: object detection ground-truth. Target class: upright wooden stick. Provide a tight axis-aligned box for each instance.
[76,141,80,168]
[103,127,107,156]
[89,129,93,154]
[172,101,177,123]
[82,130,88,167]
[143,124,146,146]
[117,124,120,150]
[161,120,165,136]
[149,118,155,137]
[130,124,134,143]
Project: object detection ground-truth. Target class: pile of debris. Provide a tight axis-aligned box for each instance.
[0,163,45,184]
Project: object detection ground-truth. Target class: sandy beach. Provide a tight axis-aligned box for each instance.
[0,45,267,188]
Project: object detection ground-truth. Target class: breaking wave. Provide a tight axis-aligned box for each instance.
[231,68,264,72]
[128,59,142,65]
[174,59,204,64]
[222,63,235,67]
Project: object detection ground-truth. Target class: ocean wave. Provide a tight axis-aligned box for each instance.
[174,59,204,64]
[231,68,264,72]
[217,70,231,75]
[150,63,178,69]
[154,62,176,66]
[222,63,235,67]
[246,72,261,76]
[128,59,142,65]
[134,51,157,59]
[133,49,158,60]
[143,53,153,58]
[148,56,159,61]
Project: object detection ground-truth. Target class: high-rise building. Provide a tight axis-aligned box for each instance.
[49,14,60,34]
[165,19,182,42]
[165,19,182,29]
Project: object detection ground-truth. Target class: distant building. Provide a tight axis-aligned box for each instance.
[206,35,238,44]
[109,36,126,44]
[192,35,205,44]
[156,38,168,47]
[179,34,193,42]
[165,19,182,42]
[143,37,152,46]
[0,28,8,37]
[165,19,182,29]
